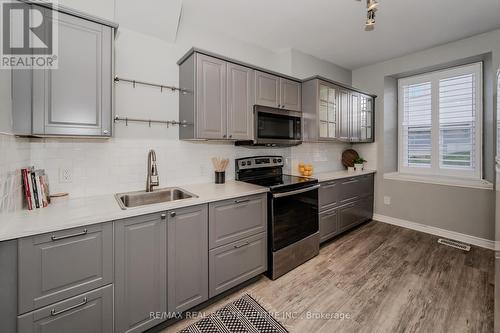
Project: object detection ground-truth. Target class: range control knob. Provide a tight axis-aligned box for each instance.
[241,161,246,166]
[273,159,277,163]
[247,161,252,165]
[278,159,282,163]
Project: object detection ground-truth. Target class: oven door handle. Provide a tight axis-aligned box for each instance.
[272,184,320,198]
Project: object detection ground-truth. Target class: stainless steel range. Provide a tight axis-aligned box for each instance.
[235,156,320,280]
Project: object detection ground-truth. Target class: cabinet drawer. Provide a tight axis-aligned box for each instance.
[17,285,113,333]
[338,177,363,204]
[209,232,267,298]
[319,208,339,243]
[209,194,267,249]
[338,201,365,233]
[18,223,113,314]
[319,180,339,210]
[359,174,374,197]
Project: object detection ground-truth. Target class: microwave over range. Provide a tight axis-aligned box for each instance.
[235,106,302,147]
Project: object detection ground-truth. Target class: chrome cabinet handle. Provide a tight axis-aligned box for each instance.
[51,229,88,241]
[234,199,250,204]
[103,129,109,135]
[229,135,233,139]
[50,297,88,316]
[223,134,227,138]
[234,242,250,249]
[170,212,176,218]
[160,213,167,220]
[341,196,359,203]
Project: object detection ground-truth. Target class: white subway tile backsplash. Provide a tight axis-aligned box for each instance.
[1,132,351,214]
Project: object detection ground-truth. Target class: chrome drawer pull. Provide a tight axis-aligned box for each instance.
[340,196,359,203]
[234,199,250,204]
[50,297,88,316]
[233,242,250,249]
[51,229,88,241]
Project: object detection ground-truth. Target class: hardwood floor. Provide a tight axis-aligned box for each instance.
[162,221,494,333]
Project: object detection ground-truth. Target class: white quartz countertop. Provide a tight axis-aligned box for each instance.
[311,169,376,182]
[0,180,268,242]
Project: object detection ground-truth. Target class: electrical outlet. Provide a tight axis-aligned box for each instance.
[383,196,391,205]
[59,167,73,183]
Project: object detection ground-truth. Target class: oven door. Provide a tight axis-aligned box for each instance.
[255,107,302,146]
[270,184,319,252]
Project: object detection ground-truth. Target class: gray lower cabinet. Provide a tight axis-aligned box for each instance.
[209,232,267,298]
[319,173,374,244]
[209,194,267,249]
[319,180,339,211]
[338,201,365,233]
[338,176,363,204]
[319,208,339,243]
[167,205,208,313]
[17,285,113,333]
[13,7,114,137]
[114,213,167,333]
[18,223,113,314]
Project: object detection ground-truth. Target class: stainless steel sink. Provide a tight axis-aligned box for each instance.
[115,187,198,209]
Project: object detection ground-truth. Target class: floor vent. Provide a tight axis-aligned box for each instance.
[437,238,471,251]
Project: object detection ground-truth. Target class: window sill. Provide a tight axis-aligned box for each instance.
[383,172,493,190]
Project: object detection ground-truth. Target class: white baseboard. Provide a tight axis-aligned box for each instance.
[373,214,496,250]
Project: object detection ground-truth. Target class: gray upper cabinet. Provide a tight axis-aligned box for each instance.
[13,7,114,137]
[255,71,280,108]
[196,54,227,139]
[337,88,350,142]
[302,78,375,143]
[360,94,374,142]
[114,213,167,333]
[255,71,301,111]
[227,63,254,140]
[349,92,360,142]
[167,205,209,313]
[18,223,113,314]
[179,52,254,141]
[17,285,113,333]
[280,78,302,111]
[302,80,338,141]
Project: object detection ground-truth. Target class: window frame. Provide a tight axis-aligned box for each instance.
[397,62,483,180]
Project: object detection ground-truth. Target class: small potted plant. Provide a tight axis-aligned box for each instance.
[353,157,366,171]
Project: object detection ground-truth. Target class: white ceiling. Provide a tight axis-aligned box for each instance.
[180,0,500,69]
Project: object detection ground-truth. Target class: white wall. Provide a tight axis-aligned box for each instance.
[0,1,352,211]
[352,29,500,240]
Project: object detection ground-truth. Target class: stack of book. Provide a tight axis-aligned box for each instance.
[21,167,50,210]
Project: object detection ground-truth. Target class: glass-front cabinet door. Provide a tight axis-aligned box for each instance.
[360,94,374,142]
[318,83,337,140]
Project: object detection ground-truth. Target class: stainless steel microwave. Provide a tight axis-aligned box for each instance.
[236,106,302,147]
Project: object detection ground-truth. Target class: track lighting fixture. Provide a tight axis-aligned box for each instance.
[355,0,379,31]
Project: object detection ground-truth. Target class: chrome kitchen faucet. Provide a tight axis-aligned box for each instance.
[146,149,159,192]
